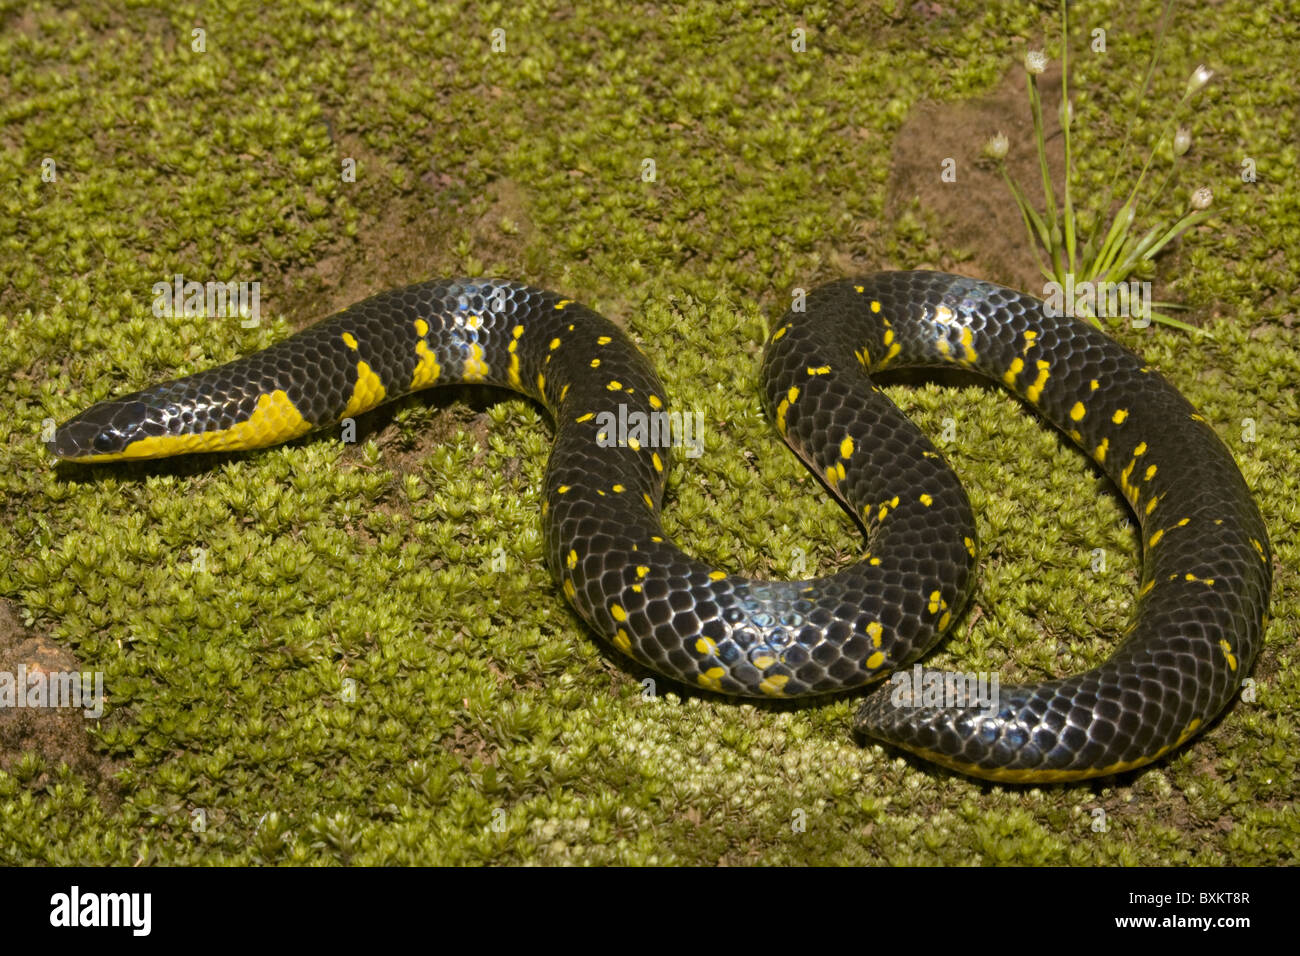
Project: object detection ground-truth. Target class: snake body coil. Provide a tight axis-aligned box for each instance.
[50,272,1272,781]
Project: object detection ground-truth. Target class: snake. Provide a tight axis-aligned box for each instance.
[48,271,1272,782]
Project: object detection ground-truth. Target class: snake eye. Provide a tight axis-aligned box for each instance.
[93,430,118,453]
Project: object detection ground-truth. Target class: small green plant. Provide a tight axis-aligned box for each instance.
[986,0,1216,332]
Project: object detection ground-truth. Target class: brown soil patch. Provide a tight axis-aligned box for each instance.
[886,62,1068,293]
[0,600,122,794]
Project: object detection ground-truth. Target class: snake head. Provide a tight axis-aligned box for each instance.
[48,398,163,462]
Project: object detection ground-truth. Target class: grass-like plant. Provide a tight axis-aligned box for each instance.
[986,0,1216,332]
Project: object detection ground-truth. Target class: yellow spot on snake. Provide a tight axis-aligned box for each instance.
[1219,639,1237,671]
[1025,360,1051,403]
[1003,357,1024,387]
[463,343,489,383]
[865,652,885,669]
[927,590,945,614]
[1177,517,1190,527]
[610,604,627,622]
[636,566,649,578]
[1120,458,1138,500]
[1095,438,1109,463]
[576,412,595,423]
[612,483,625,493]
[759,674,790,696]
[708,570,726,581]
[563,579,576,600]
[695,637,718,656]
[597,335,611,345]
[964,536,976,557]
[557,485,570,494]
[866,621,883,646]
[341,331,359,350]
[808,365,831,375]
[567,550,578,570]
[590,358,601,368]
[1133,441,1147,456]
[772,325,789,342]
[607,380,623,391]
[1113,409,1129,424]
[919,493,932,506]
[342,361,387,417]
[627,437,641,452]
[411,340,442,389]
[776,386,800,433]
[549,337,561,351]
[1144,465,1157,481]
[506,342,522,388]
[1069,401,1086,422]
[415,318,430,337]
[648,394,663,410]
[537,371,546,394]
[643,493,654,510]
[840,436,854,459]
[652,452,663,472]
[555,299,572,310]
[956,326,976,363]
[698,668,726,692]
[1148,529,1164,548]
[613,629,631,652]
[1089,379,1099,391]
[938,611,951,630]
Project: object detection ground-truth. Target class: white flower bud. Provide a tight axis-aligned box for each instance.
[1190,186,1212,210]
[1025,50,1048,75]
[1185,64,1213,97]
[985,132,1010,160]
[1174,127,1191,156]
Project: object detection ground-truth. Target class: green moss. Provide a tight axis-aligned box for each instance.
[1,0,1296,865]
